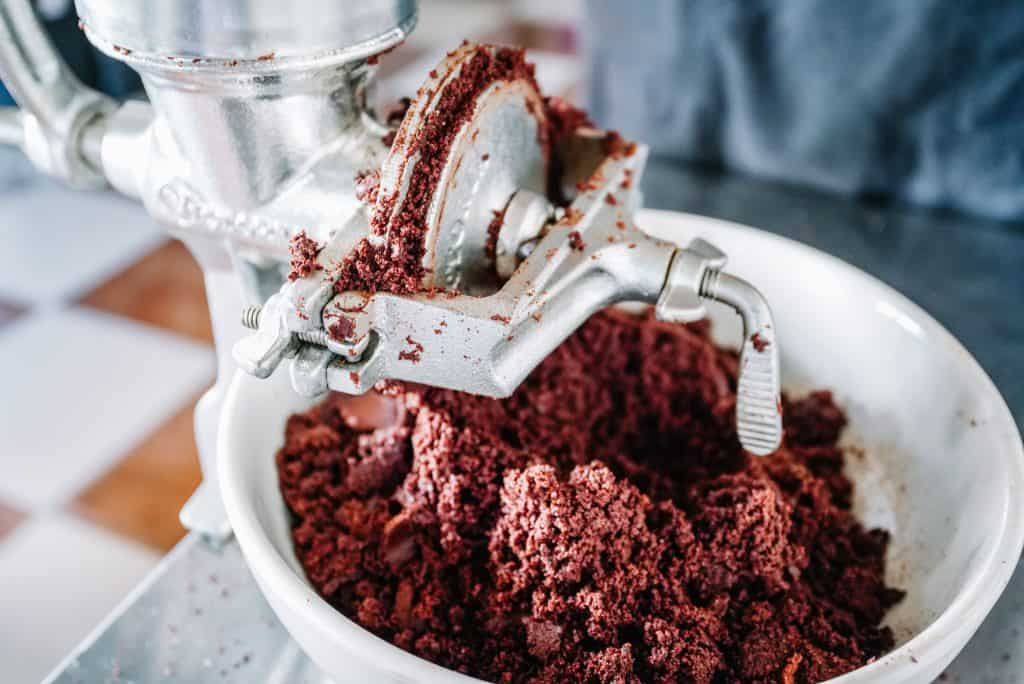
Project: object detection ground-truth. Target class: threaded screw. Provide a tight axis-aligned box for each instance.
[698,268,721,300]
[241,305,262,329]
[297,329,330,346]
[241,305,331,347]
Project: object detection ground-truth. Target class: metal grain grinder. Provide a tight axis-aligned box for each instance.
[0,0,782,541]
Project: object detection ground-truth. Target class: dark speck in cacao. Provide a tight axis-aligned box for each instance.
[385,97,413,128]
[278,310,901,683]
[485,207,506,258]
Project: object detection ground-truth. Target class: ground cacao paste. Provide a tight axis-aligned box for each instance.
[277,310,903,683]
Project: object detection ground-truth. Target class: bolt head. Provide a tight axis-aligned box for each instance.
[322,292,372,361]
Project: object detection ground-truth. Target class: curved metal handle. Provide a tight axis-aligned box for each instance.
[0,0,112,188]
[657,239,783,456]
[702,270,783,455]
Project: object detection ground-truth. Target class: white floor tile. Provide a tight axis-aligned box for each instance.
[0,514,158,684]
[0,308,215,511]
[0,176,165,306]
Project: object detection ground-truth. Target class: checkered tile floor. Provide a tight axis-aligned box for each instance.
[0,187,214,682]
[0,6,580,681]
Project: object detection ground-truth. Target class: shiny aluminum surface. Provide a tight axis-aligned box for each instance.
[75,0,415,62]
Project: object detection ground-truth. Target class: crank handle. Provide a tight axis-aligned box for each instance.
[656,239,783,455]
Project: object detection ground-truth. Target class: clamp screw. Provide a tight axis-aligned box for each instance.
[240,305,331,346]
[241,305,262,330]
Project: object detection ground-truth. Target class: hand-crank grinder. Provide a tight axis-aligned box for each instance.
[0,2,782,535]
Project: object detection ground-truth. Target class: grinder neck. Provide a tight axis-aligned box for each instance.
[132,63,377,208]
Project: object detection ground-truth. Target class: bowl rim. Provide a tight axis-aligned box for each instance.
[219,208,1024,683]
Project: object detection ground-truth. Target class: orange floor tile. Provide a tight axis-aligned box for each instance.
[72,395,205,552]
[79,239,214,344]
[0,298,25,331]
[0,502,23,540]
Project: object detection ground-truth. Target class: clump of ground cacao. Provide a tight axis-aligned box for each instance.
[485,207,507,259]
[287,231,322,281]
[544,95,593,141]
[354,169,381,205]
[603,130,638,159]
[278,310,902,683]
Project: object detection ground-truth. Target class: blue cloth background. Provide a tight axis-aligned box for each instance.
[584,0,1024,221]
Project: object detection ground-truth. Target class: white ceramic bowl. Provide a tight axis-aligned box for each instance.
[219,209,1024,683]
